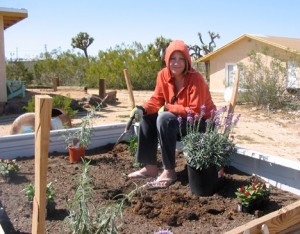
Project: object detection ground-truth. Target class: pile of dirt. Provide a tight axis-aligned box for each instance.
[0,143,299,234]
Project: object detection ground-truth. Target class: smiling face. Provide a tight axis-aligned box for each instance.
[169,51,187,78]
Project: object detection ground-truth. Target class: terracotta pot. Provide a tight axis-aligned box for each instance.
[68,146,86,163]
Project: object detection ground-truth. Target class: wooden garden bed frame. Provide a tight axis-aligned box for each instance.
[225,200,300,234]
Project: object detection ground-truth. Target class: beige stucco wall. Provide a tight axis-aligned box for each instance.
[209,37,299,92]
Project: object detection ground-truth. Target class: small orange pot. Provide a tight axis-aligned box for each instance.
[68,146,86,163]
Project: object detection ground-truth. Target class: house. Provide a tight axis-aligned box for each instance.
[198,34,300,93]
[0,7,28,112]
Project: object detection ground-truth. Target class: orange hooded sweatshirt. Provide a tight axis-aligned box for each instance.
[143,40,216,119]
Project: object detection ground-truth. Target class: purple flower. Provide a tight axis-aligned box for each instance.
[220,106,227,113]
[225,145,231,151]
[201,105,206,115]
[177,116,182,124]
[214,117,220,127]
[187,116,193,125]
[194,113,200,121]
[233,114,241,125]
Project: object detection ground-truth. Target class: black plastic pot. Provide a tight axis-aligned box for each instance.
[187,165,218,196]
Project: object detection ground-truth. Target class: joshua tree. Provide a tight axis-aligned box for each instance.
[189,31,220,60]
[71,32,94,59]
[189,31,220,83]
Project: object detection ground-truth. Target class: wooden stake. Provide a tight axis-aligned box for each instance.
[32,95,52,234]
[99,78,106,99]
[123,69,135,109]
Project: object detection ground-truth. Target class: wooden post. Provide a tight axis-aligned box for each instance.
[228,69,240,115]
[99,78,106,99]
[32,95,52,234]
[123,69,135,109]
[52,78,57,92]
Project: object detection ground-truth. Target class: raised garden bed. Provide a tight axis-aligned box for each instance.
[1,143,299,233]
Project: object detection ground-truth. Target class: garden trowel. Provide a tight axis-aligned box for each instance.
[113,116,135,149]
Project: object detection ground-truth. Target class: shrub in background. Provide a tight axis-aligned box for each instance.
[23,94,78,118]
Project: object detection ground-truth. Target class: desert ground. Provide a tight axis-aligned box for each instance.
[1,87,300,162]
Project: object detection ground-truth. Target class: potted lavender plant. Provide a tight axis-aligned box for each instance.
[178,105,240,196]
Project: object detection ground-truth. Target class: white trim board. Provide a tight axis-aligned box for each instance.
[230,147,300,195]
[0,123,129,158]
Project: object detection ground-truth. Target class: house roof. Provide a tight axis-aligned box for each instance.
[198,34,300,62]
[0,7,28,30]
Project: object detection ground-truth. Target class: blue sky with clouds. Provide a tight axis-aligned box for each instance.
[1,0,300,59]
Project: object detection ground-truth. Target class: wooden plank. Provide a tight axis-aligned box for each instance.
[225,200,300,234]
[31,95,52,234]
[123,69,135,109]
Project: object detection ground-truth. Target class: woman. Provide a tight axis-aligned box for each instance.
[128,40,216,188]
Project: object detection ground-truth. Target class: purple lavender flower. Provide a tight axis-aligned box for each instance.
[187,116,193,125]
[220,106,227,113]
[177,116,182,124]
[194,113,200,121]
[233,114,241,125]
[225,145,231,151]
[214,117,221,128]
[201,105,206,115]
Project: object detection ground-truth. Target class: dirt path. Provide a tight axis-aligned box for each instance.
[1,88,300,162]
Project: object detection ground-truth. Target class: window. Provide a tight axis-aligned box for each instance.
[225,63,237,87]
[287,61,299,88]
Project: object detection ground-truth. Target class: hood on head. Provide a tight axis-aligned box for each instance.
[164,40,192,72]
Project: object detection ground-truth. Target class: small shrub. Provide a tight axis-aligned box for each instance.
[127,135,143,168]
[128,135,138,157]
[238,50,298,109]
[23,94,78,118]
[22,182,56,203]
[0,158,20,177]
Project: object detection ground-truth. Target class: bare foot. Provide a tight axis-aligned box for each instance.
[128,165,158,179]
[155,169,177,187]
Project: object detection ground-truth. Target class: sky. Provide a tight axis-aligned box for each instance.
[1,0,300,60]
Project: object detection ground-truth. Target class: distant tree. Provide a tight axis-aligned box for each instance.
[147,36,172,68]
[189,31,220,83]
[6,60,34,84]
[189,31,220,60]
[71,32,94,59]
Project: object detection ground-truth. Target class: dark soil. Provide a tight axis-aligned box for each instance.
[0,143,299,234]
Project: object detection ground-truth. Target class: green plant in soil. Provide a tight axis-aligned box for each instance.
[61,105,100,148]
[127,135,143,168]
[235,178,270,207]
[63,159,139,234]
[0,158,20,177]
[22,182,56,204]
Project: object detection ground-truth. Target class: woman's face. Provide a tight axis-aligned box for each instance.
[169,51,186,77]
